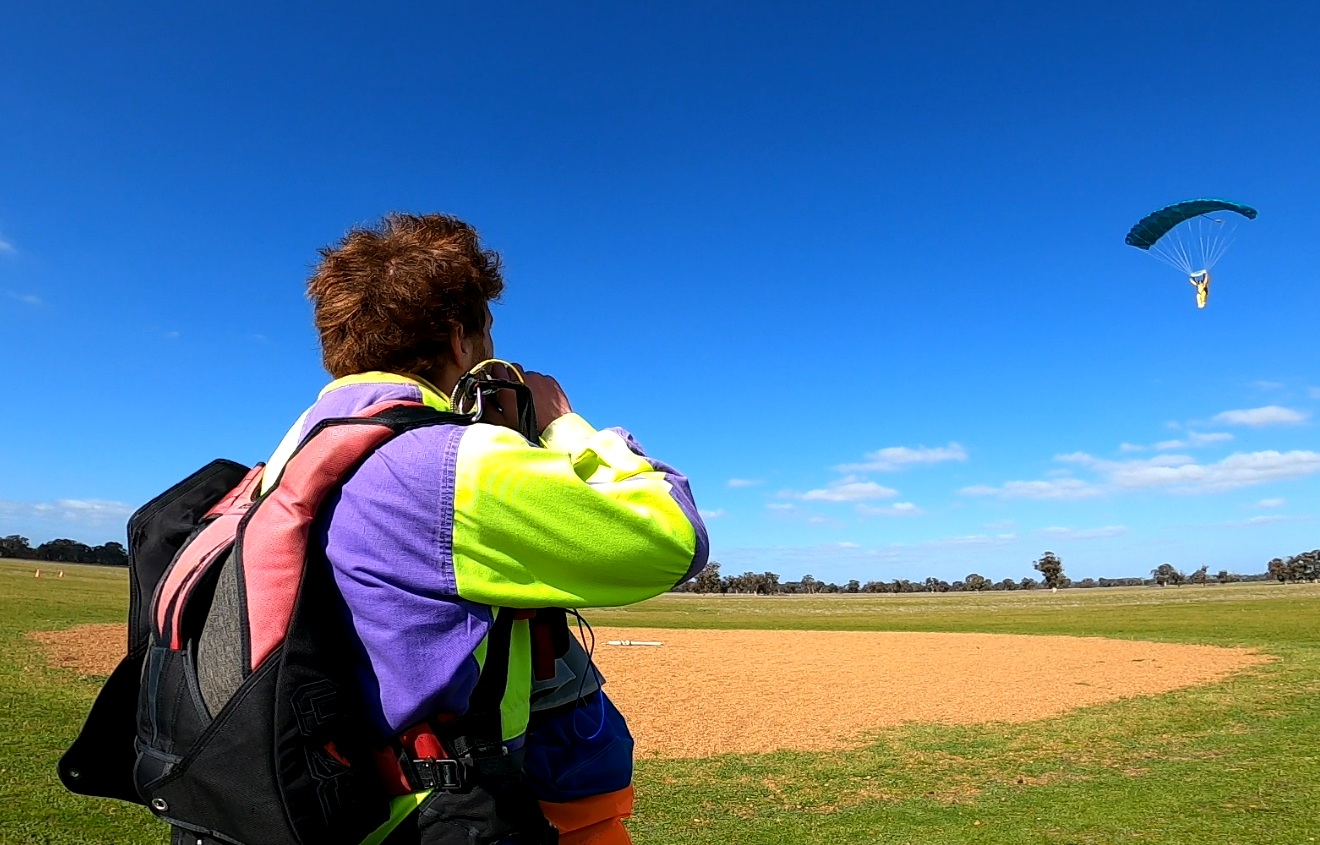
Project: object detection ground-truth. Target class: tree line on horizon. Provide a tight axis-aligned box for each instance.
[675,550,1298,595]
[4,534,1314,586]
[0,535,129,566]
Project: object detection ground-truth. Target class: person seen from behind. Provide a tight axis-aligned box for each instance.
[264,212,708,844]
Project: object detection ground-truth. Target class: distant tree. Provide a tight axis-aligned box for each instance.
[800,574,818,595]
[964,573,990,592]
[1267,557,1288,583]
[1215,570,1236,585]
[1292,551,1320,582]
[760,572,781,594]
[0,535,36,560]
[862,580,888,593]
[845,579,861,594]
[996,578,1018,591]
[1188,565,1209,586]
[35,538,94,563]
[1018,577,1038,590]
[1033,552,1067,590]
[692,561,723,593]
[1150,563,1184,587]
[85,542,129,566]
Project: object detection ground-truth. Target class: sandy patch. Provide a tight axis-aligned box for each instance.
[32,624,1270,758]
[588,627,1270,758]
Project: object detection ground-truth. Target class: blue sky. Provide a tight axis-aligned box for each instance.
[2,2,1318,585]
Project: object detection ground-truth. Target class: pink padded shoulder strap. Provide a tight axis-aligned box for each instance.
[154,464,265,648]
[238,401,425,671]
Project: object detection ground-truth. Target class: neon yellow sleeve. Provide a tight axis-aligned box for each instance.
[450,414,707,608]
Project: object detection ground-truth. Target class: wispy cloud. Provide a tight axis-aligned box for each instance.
[6,291,42,306]
[727,478,762,488]
[1036,525,1128,540]
[984,520,1016,530]
[0,498,135,525]
[1076,450,1320,494]
[1119,442,1146,453]
[766,503,796,511]
[788,479,900,502]
[1213,406,1309,426]
[917,533,1018,550]
[1252,380,1284,391]
[963,444,1320,499]
[836,442,968,473]
[699,508,726,519]
[1224,514,1311,528]
[857,502,925,517]
[960,478,1103,501]
[1255,498,1286,509]
[0,234,14,253]
[1155,432,1233,450]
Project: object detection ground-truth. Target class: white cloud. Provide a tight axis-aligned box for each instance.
[6,291,42,306]
[1213,406,1309,426]
[727,478,762,488]
[1256,498,1286,509]
[1155,432,1233,450]
[699,508,726,519]
[917,533,1018,550]
[836,442,968,473]
[0,498,135,525]
[960,478,1103,501]
[765,503,796,511]
[1252,380,1284,391]
[1224,515,1311,528]
[1309,387,1320,400]
[0,235,14,253]
[984,520,1016,530]
[1119,442,1146,453]
[1035,525,1128,540]
[1043,450,1320,495]
[1107,451,1320,494]
[857,502,925,517]
[793,480,899,502]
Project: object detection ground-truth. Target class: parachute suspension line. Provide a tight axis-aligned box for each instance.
[1198,217,1210,273]
[1206,218,1239,270]
[1152,228,1194,275]
[1148,215,1239,276]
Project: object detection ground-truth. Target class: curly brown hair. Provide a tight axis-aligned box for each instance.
[307,213,504,378]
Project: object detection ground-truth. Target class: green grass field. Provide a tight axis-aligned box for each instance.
[3,559,1318,844]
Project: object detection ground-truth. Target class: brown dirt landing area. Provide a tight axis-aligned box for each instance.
[32,625,1269,759]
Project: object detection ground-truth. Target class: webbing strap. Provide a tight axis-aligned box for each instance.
[469,608,515,713]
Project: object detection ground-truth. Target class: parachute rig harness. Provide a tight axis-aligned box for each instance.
[56,364,593,845]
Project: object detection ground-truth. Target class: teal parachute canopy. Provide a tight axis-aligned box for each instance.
[1125,199,1258,250]
[1125,198,1257,277]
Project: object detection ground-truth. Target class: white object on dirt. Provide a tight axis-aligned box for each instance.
[606,640,664,647]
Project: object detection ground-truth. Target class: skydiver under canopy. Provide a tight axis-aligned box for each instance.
[1124,199,1257,310]
[1189,270,1210,309]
